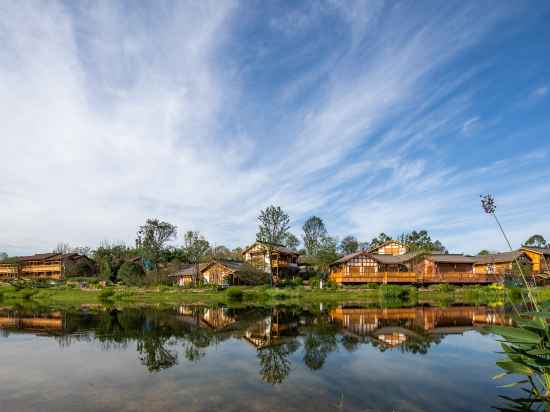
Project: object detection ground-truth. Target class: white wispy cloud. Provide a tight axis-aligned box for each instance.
[0,1,548,255]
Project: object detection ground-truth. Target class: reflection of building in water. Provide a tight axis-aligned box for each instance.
[330,306,512,349]
[177,306,236,331]
[243,310,300,349]
[0,310,64,334]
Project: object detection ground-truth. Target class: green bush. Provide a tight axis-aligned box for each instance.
[18,288,37,300]
[117,262,146,286]
[366,283,380,289]
[379,285,415,299]
[99,288,115,300]
[429,284,456,293]
[226,287,244,301]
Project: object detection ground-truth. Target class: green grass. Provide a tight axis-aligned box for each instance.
[1,282,548,308]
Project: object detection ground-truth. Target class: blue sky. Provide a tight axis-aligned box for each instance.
[1,1,549,256]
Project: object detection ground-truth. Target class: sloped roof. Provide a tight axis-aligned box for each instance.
[168,263,208,277]
[474,251,525,264]
[426,254,477,264]
[242,242,300,256]
[18,253,61,262]
[366,240,407,254]
[331,251,422,266]
[521,246,550,256]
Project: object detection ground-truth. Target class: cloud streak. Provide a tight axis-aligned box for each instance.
[1,1,549,255]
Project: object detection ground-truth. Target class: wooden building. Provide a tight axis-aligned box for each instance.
[330,239,500,285]
[242,242,300,281]
[520,246,550,274]
[0,253,94,280]
[169,263,208,287]
[473,251,533,276]
[201,260,267,286]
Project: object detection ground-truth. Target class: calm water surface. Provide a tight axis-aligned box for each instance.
[0,303,528,411]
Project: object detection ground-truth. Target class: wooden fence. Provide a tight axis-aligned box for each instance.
[330,271,501,285]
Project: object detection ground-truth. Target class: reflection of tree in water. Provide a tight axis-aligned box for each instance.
[258,340,300,385]
[302,321,339,370]
[493,394,547,412]
[137,335,178,372]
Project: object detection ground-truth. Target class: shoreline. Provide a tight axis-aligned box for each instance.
[1,283,545,309]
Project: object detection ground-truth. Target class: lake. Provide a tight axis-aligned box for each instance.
[0,303,530,411]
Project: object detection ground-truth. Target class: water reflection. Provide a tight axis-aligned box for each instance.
[0,303,513,379]
[2,303,533,411]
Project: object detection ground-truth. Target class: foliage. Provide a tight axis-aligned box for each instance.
[478,250,490,255]
[283,232,300,251]
[257,206,291,246]
[302,216,327,256]
[183,231,210,286]
[525,235,548,248]
[93,243,135,282]
[340,235,359,255]
[315,236,339,274]
[369,233,392,248]
[398,230,447,253]
[226,287,244,301]
[64,259,96,278]
[99,288,116,300]
[0,252,8,262]
[136,219,177,271]
[490,314,550,401]
[379,285,416,299]
[118,262,146,286]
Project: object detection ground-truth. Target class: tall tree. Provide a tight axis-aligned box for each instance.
[183,231,210,286]
[478,250,490,256]
[53,242,72,254]
[525,234,547,248]
[302,216,327,256]
[369,233,392,248]
[399,230,447,253]
[316,236,339,275]
[0,252,7,262]
[340,236,359,255]
[136,219,177,272]
[256,206,291,286]
[284,233,300,251]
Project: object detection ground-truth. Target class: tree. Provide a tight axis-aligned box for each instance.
[118,261,146,286]
[284,233,300,251]
[399,230,447,253]
[136,219,177,272]
[340,236,359,255]
[525,234,547,248]
[0,252,7,262]
[183,231,210,286]
[302,216,327,256]
[93,242,134,283]
[478,250,490,256]
[316,236,339,275]
[370,233,392,248]
[257,206,291,286]
[54,242,72,254]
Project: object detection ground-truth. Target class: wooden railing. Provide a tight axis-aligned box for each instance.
[330,271,501,284]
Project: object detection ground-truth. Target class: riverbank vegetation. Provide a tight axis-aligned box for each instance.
[2,280,549,309]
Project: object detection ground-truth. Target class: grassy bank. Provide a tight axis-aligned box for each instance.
[2,282,546,309]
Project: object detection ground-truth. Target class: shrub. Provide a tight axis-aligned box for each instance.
[429,284,456,293]
[18,288,37,300]
[379,285,415,299]
[117,262,146,286]
[226,287,244,302]
[366,283,380,289]
[99,288,115,300]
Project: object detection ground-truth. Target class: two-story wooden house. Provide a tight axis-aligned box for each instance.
[0,253,94,280]
[242,242,300,281]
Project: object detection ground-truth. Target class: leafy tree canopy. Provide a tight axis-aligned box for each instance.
[302,216,327,256]
[340,235,359,255]
[524,234,547,248]
[257,206,291,246]
[399,230,447,253]
[369,233,392,248]
[136,219,177,270]
[183,231,210,285]
[118,261,146,286]
[284,233,300,251]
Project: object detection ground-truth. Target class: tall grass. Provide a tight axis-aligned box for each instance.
[481,194,550,402]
